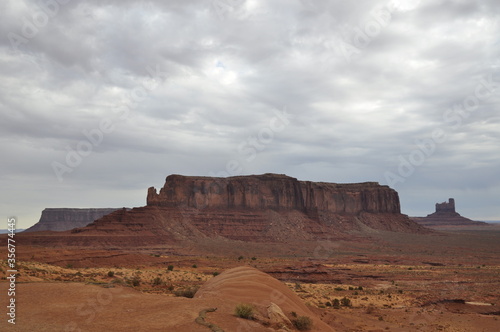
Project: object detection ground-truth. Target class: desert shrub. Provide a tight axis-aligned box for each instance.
[358,286,363,290]
[167,265,174,271]
[292,316,313,331]
[192,264,197,268]
[238,256,244,260]
[131,276,141,287]
[173,286,199,298]
[325,301,332,307]
[334,287,344,291]
[251,257,256,261]
[152,277,162,286]
[66,264,73,269]
[341,297,352,307]
[107,271,114,277]
[348,286,354,290]
[353,291,359,295]
[234,303,254,319]
[212,272,219,277]
[294,282,303,290]
[290,311,297,317]
[332,298,341,309]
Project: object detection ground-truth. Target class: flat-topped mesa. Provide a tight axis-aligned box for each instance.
[147,173,401,214]
[16,174,425,248]
[24,208,122,232]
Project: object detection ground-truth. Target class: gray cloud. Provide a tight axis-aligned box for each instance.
[1,0,499,228]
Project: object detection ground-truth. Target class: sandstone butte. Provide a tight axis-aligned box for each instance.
[18,173,427,247]
[24,208,122,232]
[412,198,489,228]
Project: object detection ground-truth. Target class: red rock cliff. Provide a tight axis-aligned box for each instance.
[147,173,400,214]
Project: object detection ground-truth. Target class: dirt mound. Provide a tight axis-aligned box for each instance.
[195,266,334,331]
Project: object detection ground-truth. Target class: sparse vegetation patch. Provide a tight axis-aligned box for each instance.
[173,286,199,298]
[292,315,313,331]
[234,303,254,319]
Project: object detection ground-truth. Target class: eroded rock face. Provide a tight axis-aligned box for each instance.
[267,302,293,329]
[147,174,401,214]
[24,208,122,232]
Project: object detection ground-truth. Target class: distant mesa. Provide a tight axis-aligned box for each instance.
[0,229,25,234]
[412,198,488,228]
[16,174,428,247]
[24,208,124,232]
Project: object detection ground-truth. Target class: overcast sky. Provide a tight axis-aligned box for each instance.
[1,0,499,228]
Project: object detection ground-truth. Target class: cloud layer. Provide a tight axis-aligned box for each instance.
[1,0,499,227]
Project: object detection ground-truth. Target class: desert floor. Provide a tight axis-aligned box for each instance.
[1,228,499,331]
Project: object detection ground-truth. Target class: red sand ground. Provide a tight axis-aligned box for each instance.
[1,227,499,331]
